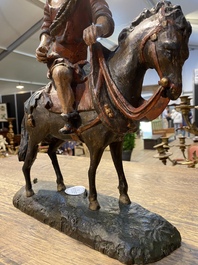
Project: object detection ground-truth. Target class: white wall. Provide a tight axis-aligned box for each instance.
[182,49,198,94]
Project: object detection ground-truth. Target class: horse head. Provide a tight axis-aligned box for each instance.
[139,1,192,100]
[110,1,191,106]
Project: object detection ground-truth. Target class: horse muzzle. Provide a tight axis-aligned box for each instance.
[158,77,182,100]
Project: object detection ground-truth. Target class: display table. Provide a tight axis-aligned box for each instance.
[143,134,162,149]
[0,154,197,265]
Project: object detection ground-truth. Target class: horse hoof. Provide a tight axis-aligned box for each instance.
[119,194,131,205]
[89,201,100,211]
[57,183,66,192]
[26,189,34,197]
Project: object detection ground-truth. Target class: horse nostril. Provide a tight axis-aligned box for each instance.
[168,84,182,100]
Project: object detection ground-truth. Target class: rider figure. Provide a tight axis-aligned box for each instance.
[36,0,114,134]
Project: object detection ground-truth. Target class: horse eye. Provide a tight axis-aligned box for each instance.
[118,31,127,42]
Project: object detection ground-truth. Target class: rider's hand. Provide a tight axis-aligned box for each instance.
[35,34,51,63]
[36,45,49,63]
[83,24,103,46]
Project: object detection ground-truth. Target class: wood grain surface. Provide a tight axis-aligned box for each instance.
[0,144,197,265]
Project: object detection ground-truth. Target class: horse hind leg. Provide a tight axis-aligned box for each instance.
[47,139,66,192]
[109,141,131,205]
[22,143,38,197]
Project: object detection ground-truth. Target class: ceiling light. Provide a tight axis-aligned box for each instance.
[16,83,24,89]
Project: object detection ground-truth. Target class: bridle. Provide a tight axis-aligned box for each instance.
[139,7,180,92]
[139,24,164,79]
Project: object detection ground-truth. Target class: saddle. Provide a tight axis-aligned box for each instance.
[24,45,109,130]
[24,66,94,117]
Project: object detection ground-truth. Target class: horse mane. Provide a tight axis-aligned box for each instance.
[130,1,171,29]
[118,0,191,44]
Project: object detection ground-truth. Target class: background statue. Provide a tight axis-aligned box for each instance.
[0,135,8,152]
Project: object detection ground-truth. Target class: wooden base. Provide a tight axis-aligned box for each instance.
[13,182,181,264]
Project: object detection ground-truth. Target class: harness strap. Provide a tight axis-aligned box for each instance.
[76,115,101,135]
[139,25,163,78]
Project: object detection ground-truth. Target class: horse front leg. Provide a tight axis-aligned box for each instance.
[47,139,66,192]
[22,144,38,197]
[88,147,104,211]
[109,141,131,205]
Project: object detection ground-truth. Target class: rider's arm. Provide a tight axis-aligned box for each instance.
[83,0,114,46]
[91,0,114,37]
[35,1,52,63]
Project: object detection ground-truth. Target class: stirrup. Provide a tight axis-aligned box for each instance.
[59,123,75,134]
[61,111,79,121]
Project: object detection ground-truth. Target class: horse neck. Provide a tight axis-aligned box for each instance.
[107,17,160,106]
[107,44,146,106]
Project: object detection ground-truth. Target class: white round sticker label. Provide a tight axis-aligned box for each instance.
[65,186,85,195]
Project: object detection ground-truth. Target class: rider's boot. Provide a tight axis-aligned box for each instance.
[59,111,79,134]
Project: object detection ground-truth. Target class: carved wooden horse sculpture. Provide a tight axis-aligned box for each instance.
[18,1,191,210]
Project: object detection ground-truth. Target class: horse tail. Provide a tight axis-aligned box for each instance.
[18,116,29,161]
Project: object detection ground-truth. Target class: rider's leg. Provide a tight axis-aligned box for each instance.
[52,64,77,134]
[52,64,74,114]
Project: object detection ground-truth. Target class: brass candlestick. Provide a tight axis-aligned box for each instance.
[6,117,15,152]
[154,95,198,167]
[175,136,190,160]
[160,136,171,152]
[176,96,198,136]
[153,143,172,165]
